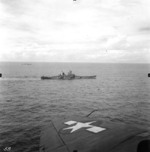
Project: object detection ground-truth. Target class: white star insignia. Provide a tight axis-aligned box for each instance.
[63,121,106,133]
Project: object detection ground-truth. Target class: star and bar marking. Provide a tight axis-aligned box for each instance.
[63,120,106,133]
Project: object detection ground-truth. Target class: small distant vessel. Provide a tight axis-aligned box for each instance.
[148,73,150,77]
[0,73,2,77]
[22,63,32,66]
[41,71,96,80]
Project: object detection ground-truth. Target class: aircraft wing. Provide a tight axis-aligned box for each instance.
[40,116,150,152]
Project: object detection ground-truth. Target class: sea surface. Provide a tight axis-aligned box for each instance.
[0,62,150,152]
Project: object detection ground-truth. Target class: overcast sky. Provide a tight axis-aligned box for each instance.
[0,0,150,63]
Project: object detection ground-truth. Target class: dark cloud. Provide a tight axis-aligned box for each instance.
[98,36,115,43]
[0,0,39,34]
[110,38,129,50]
[0,18,36,34]
[139,27,150,32]
[0,0,26,16]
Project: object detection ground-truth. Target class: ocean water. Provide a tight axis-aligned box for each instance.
[0,62,150,152]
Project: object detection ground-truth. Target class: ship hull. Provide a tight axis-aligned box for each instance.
[41,75,96,80]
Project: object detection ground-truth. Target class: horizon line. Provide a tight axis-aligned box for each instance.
[0,61,149,64]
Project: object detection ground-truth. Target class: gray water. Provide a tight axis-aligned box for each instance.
[0,62,150,152]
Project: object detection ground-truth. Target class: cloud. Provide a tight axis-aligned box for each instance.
[0,0,150,63]
[139,26,150,35]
